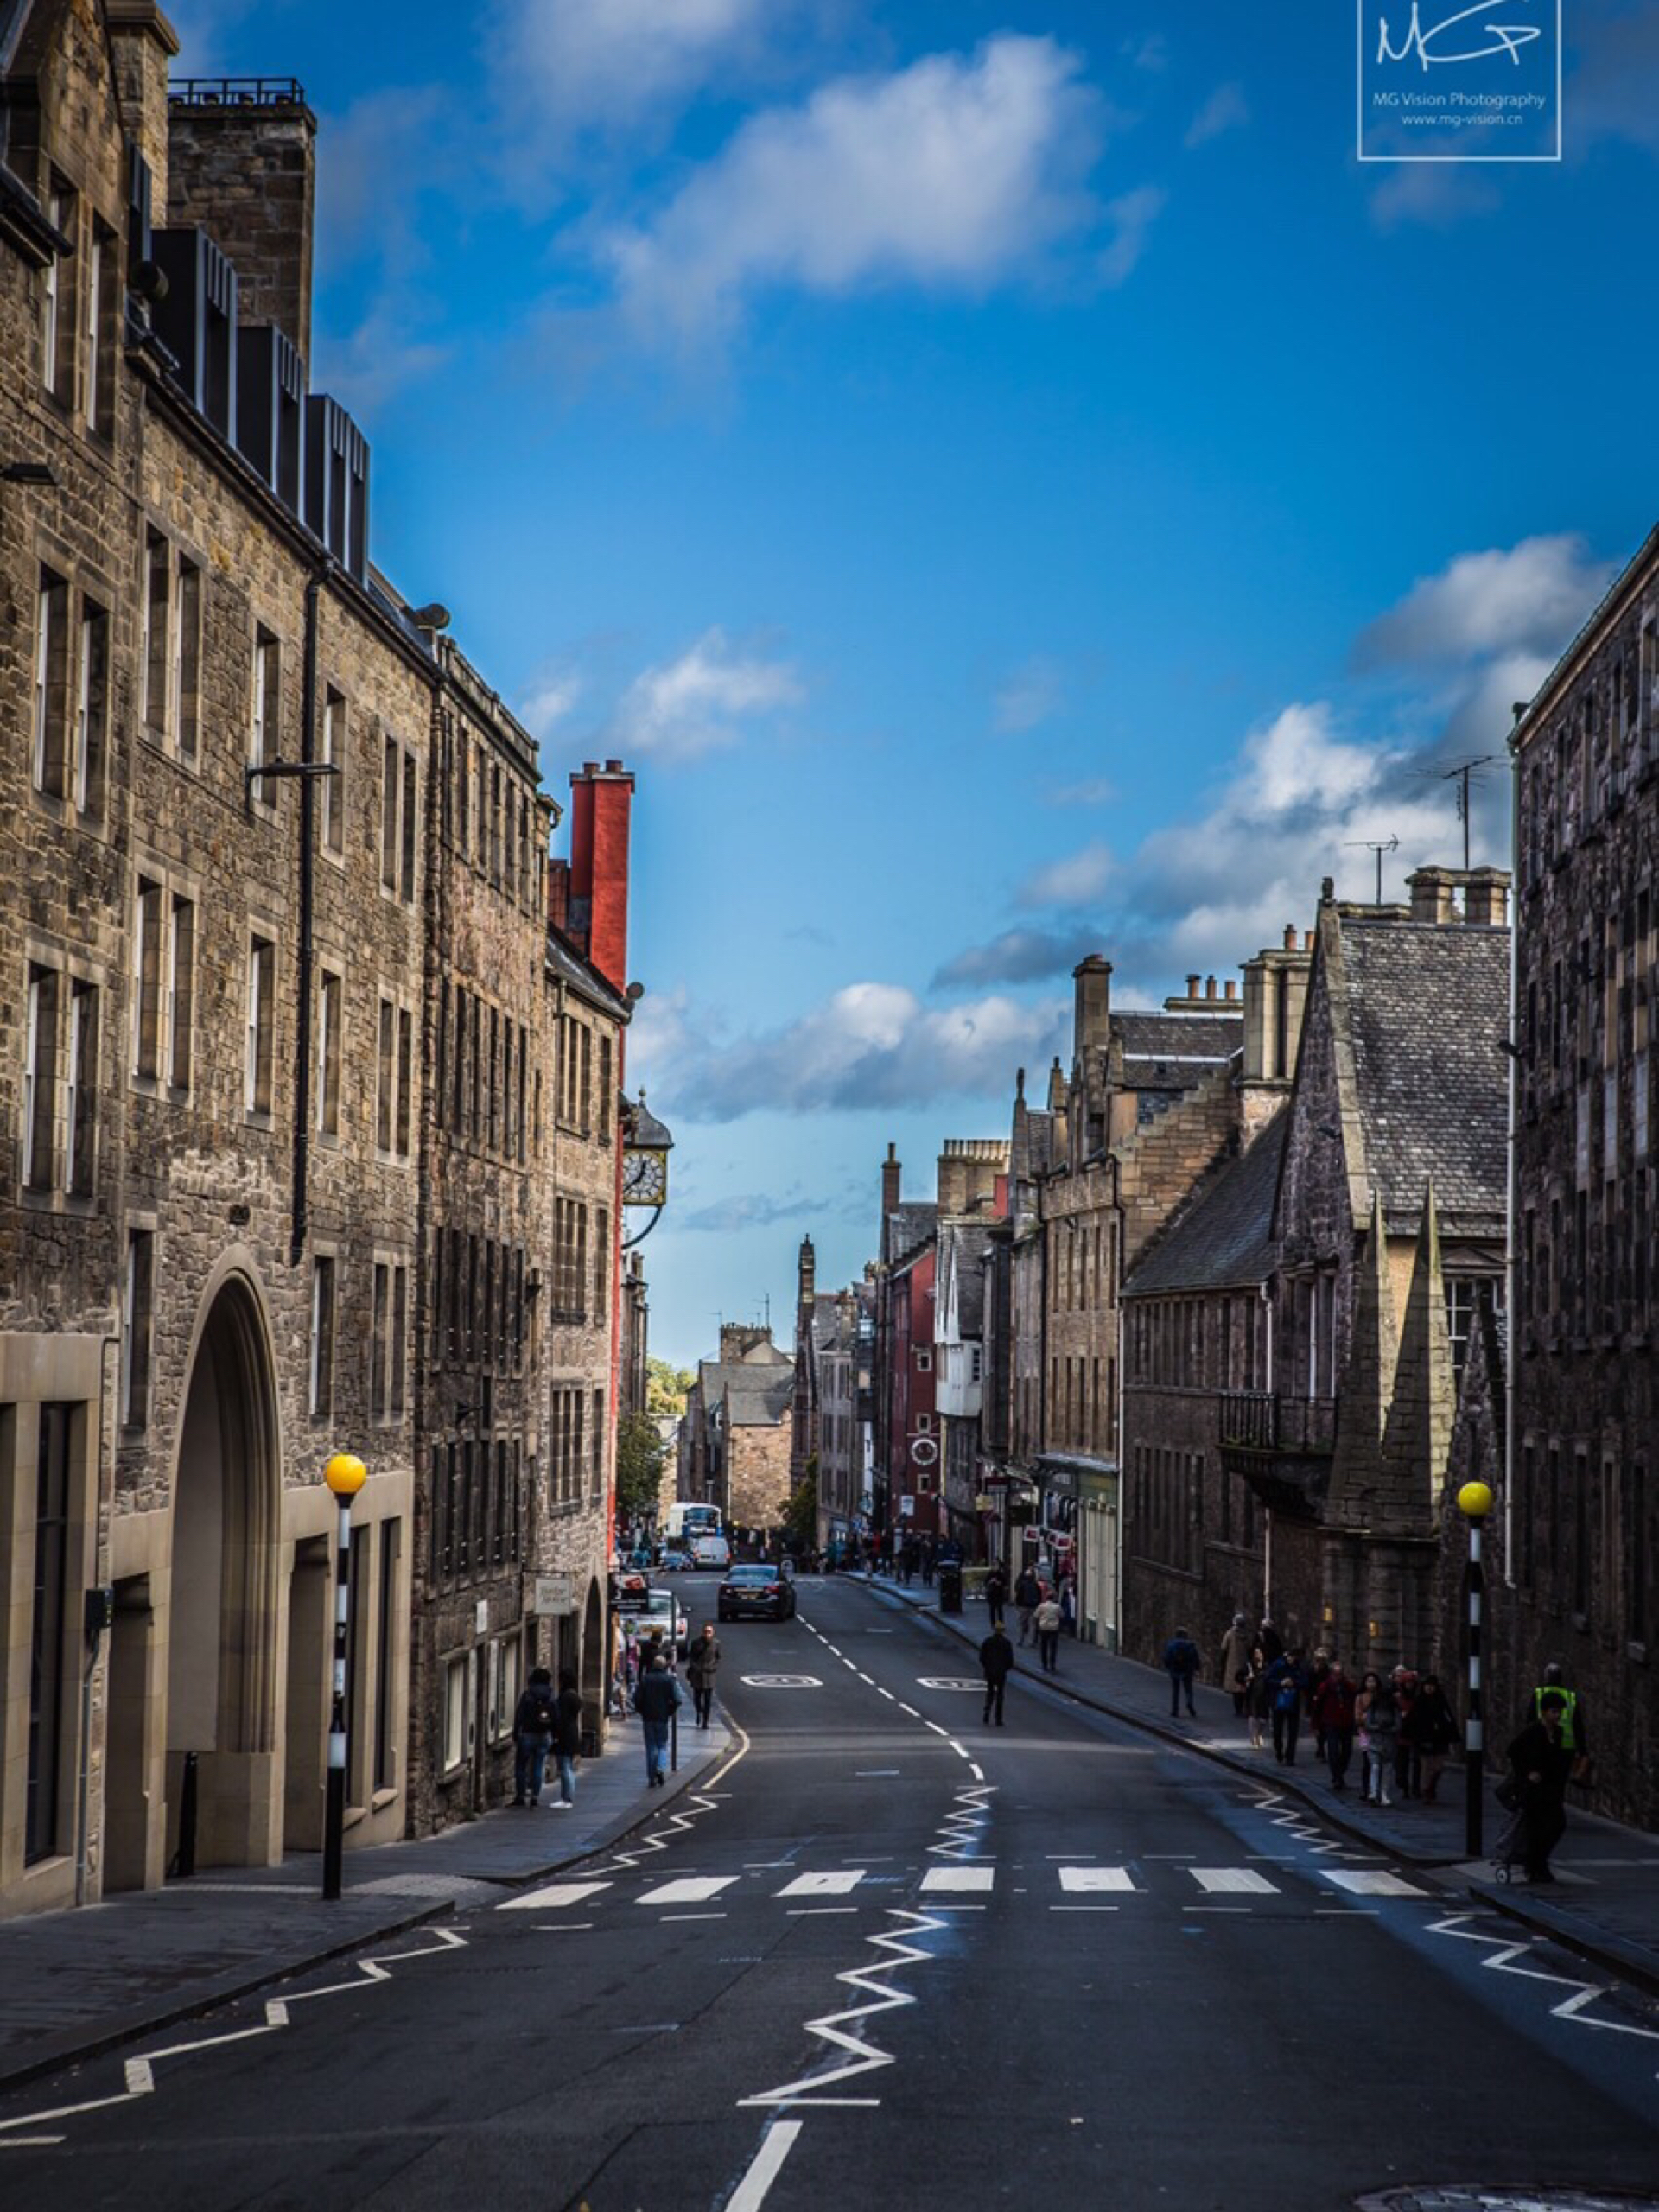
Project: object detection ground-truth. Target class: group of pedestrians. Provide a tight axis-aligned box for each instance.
[515,1621,727,1805]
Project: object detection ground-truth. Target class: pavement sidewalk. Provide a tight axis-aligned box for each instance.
[0,1709,734,2094]
[847,1567,1659,1996]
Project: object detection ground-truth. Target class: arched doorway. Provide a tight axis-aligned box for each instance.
[581,1580,605,1742]
[166,1275,282,1869]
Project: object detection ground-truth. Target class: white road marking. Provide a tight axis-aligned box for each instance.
[660,1912,727,1922]
[1058,1866,1136,1892]
[1052,1904,1120,1913]
[533,1923,594,1932]
[924,1721,950,1737]
[951,1742,971,1759]
[499,1878,612,1911]
[740,1675,823,1688]
[1320,1868,1429,1897]
[877,1688,897,1701]
[787,1907,860,1916]
[1191,1868,1280,1895]
[898,1703,920,1717]
[638,1876,739,1904]
[727,2118,804,2212]
[920,1866,994,1893]
[779,1870,865,1897]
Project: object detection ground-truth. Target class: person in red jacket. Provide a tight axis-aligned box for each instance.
[1312,1660,1357,1791]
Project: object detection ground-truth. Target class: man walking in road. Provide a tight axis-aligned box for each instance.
[687,1624,721,1727]
[1164,1626,1200,1718]
[1014,1564,1041,1646]
[635,1655,683,1787]
[980,1618,1014,1724]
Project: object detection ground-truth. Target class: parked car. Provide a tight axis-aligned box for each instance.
[691,1533,732,1570]
[618,1583,690,1658]
[658,1548,696,1573]
[717,1565,798,1623]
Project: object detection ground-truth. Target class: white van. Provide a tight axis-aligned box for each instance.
[691,1532,732,1570]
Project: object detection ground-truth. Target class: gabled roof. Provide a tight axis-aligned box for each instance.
[1338,918,1508,1231]
[1124,1114,1287,1299]
[725,1370,794,1427]
[546,924,632,1020]
[938,1220,995,1338]
[883,1201,938,1267]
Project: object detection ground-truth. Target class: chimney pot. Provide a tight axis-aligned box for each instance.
[1186,973,1200,996]
[605,758,623,772]
[1224,978,1237,1001]
[1283,925,1297,951]
[1304,930,1314,950]
[1205,976,1217,999]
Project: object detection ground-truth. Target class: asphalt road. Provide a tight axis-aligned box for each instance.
[3,1575,1656,2211]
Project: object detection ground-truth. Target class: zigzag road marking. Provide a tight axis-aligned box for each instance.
[1426,1911,1659,2070]
[0,1927,470,2148]
[737,1910,948,2107]
[928,1780,995,1861]
[1249,1787,1374,1860]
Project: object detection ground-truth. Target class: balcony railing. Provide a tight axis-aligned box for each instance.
[1218,1392,1337,1457]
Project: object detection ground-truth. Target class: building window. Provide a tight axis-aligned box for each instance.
[598,1034,612,1144]
[73,596,108,814]
[397,1008,413,1157]
[310,1255,336,1417]
[1629,1460,1649,1649]
[251,627,280,775]
[26,1404,73,1865]
[375,1519,400,1792]
[402,750,417,901]
[123,1229,154,1429]
[32,568,68,798]
[372,1263,391,1422]
[23,964,60,1192]
[175,559,201,761]
[381,736,418,901]
[391,1264,409,1421]
[321,688,346,855]
[592,1388,605,1502]
[84,217,115,436]
[442,1652,470,1772]
[245,935,275,1116]
[41,183,73,399]
[595,1207,609,1319]
[915,1348,932,1372]
[317,970,342,1135]
[63,979,97,1198]
[132,878,162,1081]
[168,895,195,1093]
[142,532,169,738]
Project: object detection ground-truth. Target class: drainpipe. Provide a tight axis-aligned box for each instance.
[290,565,326,1266]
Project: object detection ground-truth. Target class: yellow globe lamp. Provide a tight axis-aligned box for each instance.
[1456,1479,1494,1521]
[324,1452,369,1499]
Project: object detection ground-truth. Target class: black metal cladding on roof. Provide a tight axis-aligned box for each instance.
[151,227,238,442]
[305,396,369,582]
[237,325,306,513]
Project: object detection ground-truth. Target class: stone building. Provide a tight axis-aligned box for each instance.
[936,1215,998,1557]
[1,7,436,1908]
[1509,523,1659,1828]
[810,1283,869,1553]
[685,1325,793,1541]
[1217,874,1510,1681]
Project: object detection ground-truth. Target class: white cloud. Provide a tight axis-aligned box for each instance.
[931,928,1096,988]
[607,628,803,760]
[1096,184,1166,288]
[597,36,1108,343]
[1355,535,1615,668]
[310,300,451,415]
[1121,32,1168,73]
[993,655,1065,733]
[680,1189,833,1232]
[1018,840,1116,908]
[1046,775,1115,809]
[1185,82,1249,149]
[663,982,1070,1119]
[518,671,584,742]
[491,0,773,144]
[1368,162,1500,231]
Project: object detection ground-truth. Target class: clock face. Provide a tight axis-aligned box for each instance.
[622,1148,668,1205]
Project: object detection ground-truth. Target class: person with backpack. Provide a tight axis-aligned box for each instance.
[1014,1565,1042,1645]
[550,1669,583,1808]
[1268,1648,1307,1766]
[635,1654,684,1787]
[1312,1659,1357,1790]
[1164,1627,1200,1718]
[1033,1590,1063,1672]
[1401,1671,1458,1802]
[512,1666,557,1806]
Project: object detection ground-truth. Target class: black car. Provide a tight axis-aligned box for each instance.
[717,1565,798,1623]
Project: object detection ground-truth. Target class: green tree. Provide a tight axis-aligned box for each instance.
[616,1411,666,1527]
[783,1464,818,1555]
[646,1357,695,1419]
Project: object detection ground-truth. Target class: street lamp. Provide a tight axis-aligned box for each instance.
[321,1452,367,1900]
[1458,1478,1495,1859]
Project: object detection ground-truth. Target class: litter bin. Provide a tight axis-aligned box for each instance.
[938,1563,963,1615]
[580,1726,601,1759]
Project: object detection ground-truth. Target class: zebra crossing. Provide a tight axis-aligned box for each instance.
[497,1860,1433,1916]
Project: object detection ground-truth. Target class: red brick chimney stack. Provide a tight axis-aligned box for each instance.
[568,759,634,990]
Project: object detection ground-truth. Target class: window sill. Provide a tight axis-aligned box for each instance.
[245,1109,274,1130]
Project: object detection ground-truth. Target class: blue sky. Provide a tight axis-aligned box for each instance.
[175,1,1657,1367]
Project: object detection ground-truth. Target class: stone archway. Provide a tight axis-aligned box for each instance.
[166,1274,282,1869]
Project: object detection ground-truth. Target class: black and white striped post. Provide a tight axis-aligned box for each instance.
[321,1452,368,1902]
[1458,1479,1495,1859]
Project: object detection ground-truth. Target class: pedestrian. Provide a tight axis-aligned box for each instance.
[1258,1617,1286,1667]
[1401,1671,1457,1802]
[901,1537,919,1587]
[984,1562,1009,1630]
[1313,1659,1357,1791]
[1504,1690,1574,1883]
[980,1618,1014,1724]
[512,1666,556,1807]
[1014,1564,1041,1645]
[1164,1625,1200,1718]
[550,1668,582,1808]
[1268,1648,1306,1766]
[1357,1671,1399,1806]
[1244,1644,1272,1750]
[921,1539,937,1587]
[687,1622,721,1726]
[634,1653,683,1787]
[1219,1613,1253,1719]
[1522,1662,1592,1781]
[1033,1591,1063,1672]
[1391,1667,1421,1800]
[1306,1648,1332,1760]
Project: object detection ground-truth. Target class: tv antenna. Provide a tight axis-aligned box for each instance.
[1414,755,1497,871]
[1344,833,1399,903]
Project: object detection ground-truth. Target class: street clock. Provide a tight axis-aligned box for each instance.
[622,1090,674,1209]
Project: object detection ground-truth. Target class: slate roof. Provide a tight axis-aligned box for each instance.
[883,1201,938,1267]
[724,1370,795,1427]
[1338,918,1509,1232]
[1114,1012,1242,1066]
[938,1222,995,1337]
[1123,1114,1287,1298]
[545,925,631,1019]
